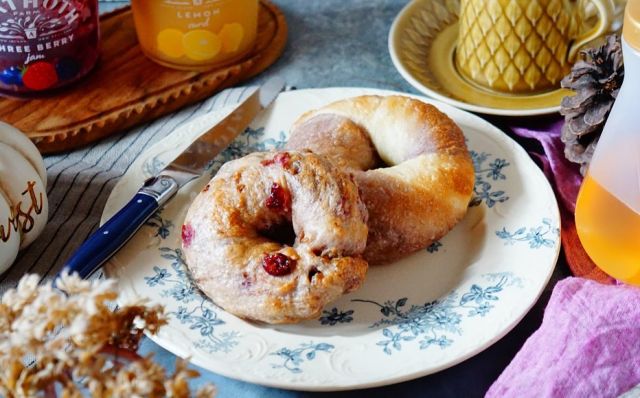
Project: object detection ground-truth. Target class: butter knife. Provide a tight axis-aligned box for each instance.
[61,77,286,279]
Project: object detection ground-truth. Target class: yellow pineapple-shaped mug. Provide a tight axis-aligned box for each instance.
[456,0,614,93]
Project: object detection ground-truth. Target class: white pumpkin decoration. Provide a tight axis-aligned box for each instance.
[0,122,49,275]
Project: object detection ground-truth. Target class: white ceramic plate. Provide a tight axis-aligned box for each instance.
[104,88,560,391]
[388,0,567,116]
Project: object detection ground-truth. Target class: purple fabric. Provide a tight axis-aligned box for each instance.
[486,277,640,398]
[500,116,617,284]
[506,116,583,212]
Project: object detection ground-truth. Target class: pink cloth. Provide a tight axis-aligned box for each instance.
[487,277,640,398]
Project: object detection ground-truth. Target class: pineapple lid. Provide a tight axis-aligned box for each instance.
[624,0,640,51]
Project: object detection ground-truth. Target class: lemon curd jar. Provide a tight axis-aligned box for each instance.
[131,0,259,71]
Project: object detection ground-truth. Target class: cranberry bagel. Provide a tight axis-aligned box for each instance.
[287,95,475,264]
[182,151,369,324]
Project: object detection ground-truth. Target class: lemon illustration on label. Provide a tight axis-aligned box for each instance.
[157,28,185,59]
[219,23,245,53]
[183,29,222,61]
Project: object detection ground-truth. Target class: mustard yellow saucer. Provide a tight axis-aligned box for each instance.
[389,0,570,116]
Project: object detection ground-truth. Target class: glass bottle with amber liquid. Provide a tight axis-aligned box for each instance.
[575,0,640,284]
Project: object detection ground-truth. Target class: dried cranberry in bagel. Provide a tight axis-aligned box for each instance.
[261,152,292,168]
[266,182,291,213]
[182,224,195,248]
[262,253,296,276]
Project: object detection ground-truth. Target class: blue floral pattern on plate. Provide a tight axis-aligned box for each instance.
[496,218,560,249]
[144,247,240,353]
[470,150,510,208]
[426,241,443,253]
[270,342,335,373]
[206,127,286,176]
[144,212,174,245]
[424,149,511,254]
[319,308,354,325]
[345,273,524,355]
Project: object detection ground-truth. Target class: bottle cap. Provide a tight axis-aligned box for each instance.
[624,0,640,51]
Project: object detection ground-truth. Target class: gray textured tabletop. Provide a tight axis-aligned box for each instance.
[2,1,568,397]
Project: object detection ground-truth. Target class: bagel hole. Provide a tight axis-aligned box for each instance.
[259,223,296,247]
[307,267,322,282]
[370,155,390,170]
[312,246,340,260]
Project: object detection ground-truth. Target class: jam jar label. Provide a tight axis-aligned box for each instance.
[0,0,99,95]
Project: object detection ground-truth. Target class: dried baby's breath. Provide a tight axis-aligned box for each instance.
[0,272,216,398]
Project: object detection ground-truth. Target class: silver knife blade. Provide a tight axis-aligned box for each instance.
[161,77,286,189]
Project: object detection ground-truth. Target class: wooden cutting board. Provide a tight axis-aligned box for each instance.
[0,1,287,154]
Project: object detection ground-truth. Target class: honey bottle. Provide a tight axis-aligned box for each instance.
[575,0,640,284]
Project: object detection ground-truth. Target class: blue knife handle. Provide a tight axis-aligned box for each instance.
[63,193,158,279]
[60,175,179,280]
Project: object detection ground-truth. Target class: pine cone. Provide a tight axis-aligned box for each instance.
[560,34,624,175]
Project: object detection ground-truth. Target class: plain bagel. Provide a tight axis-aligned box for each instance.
[287,95,475,265]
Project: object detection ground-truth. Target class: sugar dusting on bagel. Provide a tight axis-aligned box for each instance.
[288,95,475,264]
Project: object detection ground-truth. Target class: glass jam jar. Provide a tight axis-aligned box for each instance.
[131,0,259,71]
[0,0,100,99]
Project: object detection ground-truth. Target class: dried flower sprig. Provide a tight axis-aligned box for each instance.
[0,273,216,398]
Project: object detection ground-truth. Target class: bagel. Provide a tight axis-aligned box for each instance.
[287,95,475,264]
[182,150,369,324]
